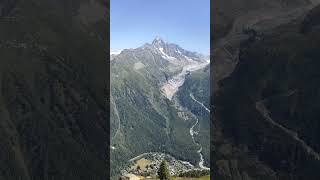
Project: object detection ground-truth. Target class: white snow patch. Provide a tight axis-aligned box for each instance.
[110,49,123,55]
[183,55,195,62]
[161,61,209,100]
[156,47,179,64]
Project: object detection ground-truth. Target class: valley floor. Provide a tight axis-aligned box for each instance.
[146,175,210,180]
[122,173,210,180]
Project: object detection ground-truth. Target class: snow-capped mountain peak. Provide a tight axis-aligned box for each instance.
[148,37,206,64]
[152,37,165,47]
[113,37,207,65]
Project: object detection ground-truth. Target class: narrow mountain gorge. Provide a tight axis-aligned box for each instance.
[0,0,108,179]
[177,66,210,167]
[212,0,320,179]
[110,38,210,178]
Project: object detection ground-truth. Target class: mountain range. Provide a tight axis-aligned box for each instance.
[110,38,210,178]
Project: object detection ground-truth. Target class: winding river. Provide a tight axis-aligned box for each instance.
[188,101,210,170]
[121,61,210,179]
[161,60,210,170]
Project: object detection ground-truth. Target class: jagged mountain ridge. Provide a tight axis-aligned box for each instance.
[112,37,207,66]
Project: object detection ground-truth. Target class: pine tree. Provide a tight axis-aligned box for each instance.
[158,160,170,180]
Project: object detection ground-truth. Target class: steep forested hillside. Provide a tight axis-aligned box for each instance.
[0,0,109,179]
[177,66,210,167]
[212,3,320,179]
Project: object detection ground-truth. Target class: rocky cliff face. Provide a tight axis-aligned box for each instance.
[0,0,108,179]
[212,2,320,180]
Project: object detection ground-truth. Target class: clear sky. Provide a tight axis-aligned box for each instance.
[111,0,210,55]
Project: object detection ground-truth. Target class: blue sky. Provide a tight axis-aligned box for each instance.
[111,0,210,55]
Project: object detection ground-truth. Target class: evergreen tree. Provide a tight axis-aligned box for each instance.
[158,160,170,180]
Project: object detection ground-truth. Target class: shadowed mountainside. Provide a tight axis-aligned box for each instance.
[0,0,108,179]
[212,1,320,179]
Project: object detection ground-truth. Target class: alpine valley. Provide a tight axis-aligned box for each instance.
[212,0,320,179]
[110,38,210,179]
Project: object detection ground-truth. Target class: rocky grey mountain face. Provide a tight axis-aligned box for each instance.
[110,38,209,178]
[212,0,320,179]
[0,0,108,179]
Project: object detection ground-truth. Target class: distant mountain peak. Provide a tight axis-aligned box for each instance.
[154,36,163,41]
[152,37,165,46]
[111,38,207,65]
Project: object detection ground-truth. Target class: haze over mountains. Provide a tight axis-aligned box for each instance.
[110,38,210,178]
